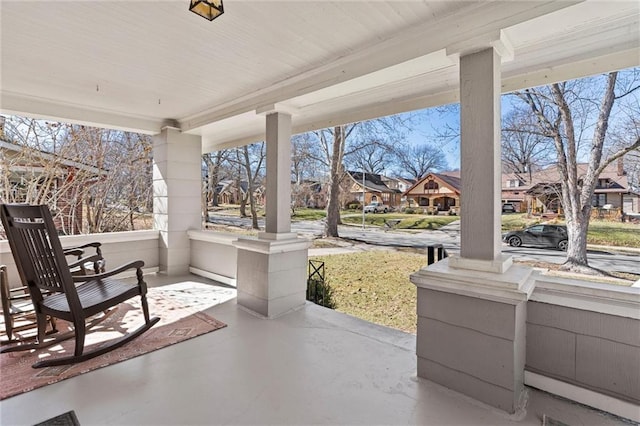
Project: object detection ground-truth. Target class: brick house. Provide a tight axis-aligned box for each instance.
[506,160,639,215]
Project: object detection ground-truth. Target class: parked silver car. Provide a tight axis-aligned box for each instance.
[364,202,388,213]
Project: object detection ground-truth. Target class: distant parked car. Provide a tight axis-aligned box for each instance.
[364,202,388,213]
[501,203,516,213]
[503,224,568,250]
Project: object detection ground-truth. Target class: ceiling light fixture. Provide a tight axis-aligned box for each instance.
[189,0,224,21]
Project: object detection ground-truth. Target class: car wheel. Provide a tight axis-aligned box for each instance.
[383,208,388,213]
[558,240,568,251]
[508,236,522,247]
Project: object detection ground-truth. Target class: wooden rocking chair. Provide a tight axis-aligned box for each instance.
[0,204,159,368]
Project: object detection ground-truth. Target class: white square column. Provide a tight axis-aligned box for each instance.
[412,46,535,416]
[452,47,509,273]
[234,109,310,318]
[153,127,202,275]
[264,112,292,236]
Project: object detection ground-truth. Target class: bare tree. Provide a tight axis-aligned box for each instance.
[226,142,265,229]
[345,139,396,175]
[1,116,153,234]
[607,100,640,192]
[313,115,412,237]
[393,142,448,179]
[63,124,153,233]
[319,125,353,237]
[515,69,640,273]
[203,150,231,208]
[501,107,554,177]
[291,133,323,184]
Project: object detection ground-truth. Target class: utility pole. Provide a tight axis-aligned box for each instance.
[362,168,366,230]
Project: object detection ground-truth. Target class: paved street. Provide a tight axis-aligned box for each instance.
[208,215,639,275]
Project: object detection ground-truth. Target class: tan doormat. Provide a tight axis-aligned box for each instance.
[0,282,232,400]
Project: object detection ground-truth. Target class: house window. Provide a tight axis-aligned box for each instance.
[592,194,606,207]
[424,180,438,193]
[382,193,390,202]
[506,179,520,188]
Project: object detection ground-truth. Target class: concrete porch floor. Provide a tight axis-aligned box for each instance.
[0,274,629,425]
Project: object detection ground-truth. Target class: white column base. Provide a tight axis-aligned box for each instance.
[233,236,311,318]
[411,258,536,414]
[412,257,535,303]
[448,254,513,274]
[257,231,299,241]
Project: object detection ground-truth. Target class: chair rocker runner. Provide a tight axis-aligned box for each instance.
[0,204,160,368]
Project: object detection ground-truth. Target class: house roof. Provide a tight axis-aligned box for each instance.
[514,162,630,191]
[403,172,461,196]
[0,2,637,153]
[502,172,530,189]
[347,171,396,194]
[0,139,107,176]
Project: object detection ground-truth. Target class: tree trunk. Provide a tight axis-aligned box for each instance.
[239,193,247,217]
[563,205,591,271]
[249,191,259,229]
[241,145,262,229]
[325,126,344,237]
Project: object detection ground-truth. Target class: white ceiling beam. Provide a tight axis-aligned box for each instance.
[0,91,164,135]
[501,48,639,93]
[255,103,299,116]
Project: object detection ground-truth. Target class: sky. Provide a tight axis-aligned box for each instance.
[403,95,524,171]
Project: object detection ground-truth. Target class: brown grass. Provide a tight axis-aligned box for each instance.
[309,251,425,333]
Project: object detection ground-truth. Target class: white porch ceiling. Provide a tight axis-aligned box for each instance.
[1,1,638,153]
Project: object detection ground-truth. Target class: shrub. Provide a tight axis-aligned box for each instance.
[306,277,335,309]
[346,200,362,210]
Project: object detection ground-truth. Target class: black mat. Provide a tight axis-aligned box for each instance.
[34,410,80,426]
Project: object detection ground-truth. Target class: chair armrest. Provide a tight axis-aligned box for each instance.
[67,254,103,271]
[64,242,103,258]
[65,242,102,250]
[64,248,85,258]
[72,260,145,282]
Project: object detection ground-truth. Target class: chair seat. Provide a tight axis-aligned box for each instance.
[42,278,141,319]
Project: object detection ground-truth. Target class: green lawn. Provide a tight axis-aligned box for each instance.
[587,221,640,247]
[291,208,326,221]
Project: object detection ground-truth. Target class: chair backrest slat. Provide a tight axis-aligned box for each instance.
[1,205,75,296]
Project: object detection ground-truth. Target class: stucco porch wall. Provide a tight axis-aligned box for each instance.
[0,230,160,288]
[525,276,640,421]
[187,230,238,287]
